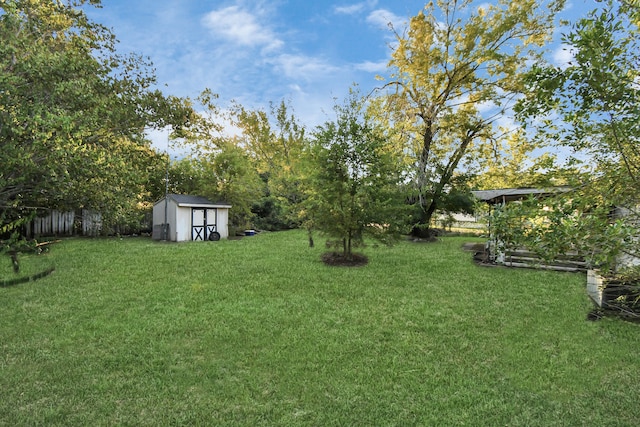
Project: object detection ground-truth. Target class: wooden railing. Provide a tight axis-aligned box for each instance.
[503,248,587,272]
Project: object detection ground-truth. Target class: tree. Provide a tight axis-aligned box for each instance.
[230,100,308,230]
[167,157,208,196]
[170,91,264,232]
[375,0,564,237]
[167,150,264,233]
[0,0,192,270]
[306,91,406,263]
[0,0,193,229]
[513,0,640,274]
[471,129,559,190]
[206,140,264,231]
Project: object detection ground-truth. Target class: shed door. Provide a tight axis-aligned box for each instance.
[192,208,217,241]
[206,208,217,238]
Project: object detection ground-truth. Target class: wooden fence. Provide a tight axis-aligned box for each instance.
[24,209,152,237]
[25,210,102,238]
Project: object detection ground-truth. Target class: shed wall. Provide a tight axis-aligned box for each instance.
[152,198,179,241]
[217,209,229,239]
[175,206,192,242]
[153,197,231,242]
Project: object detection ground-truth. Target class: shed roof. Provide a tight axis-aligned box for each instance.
[155,194,232,208]
[472,187,571,204]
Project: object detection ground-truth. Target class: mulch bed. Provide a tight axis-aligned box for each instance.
[321,252,369,267]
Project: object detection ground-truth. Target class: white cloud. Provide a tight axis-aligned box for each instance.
[269,54,340,81]
[334,1,378,15]
[366,8,405,30]
[288,83,304,94]
[202,6,283,51]
[354,60,388,73]
[335,4,366,15]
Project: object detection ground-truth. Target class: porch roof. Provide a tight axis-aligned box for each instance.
[471,187,571,205]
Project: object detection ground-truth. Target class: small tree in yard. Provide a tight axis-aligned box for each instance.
[306,91,406,265]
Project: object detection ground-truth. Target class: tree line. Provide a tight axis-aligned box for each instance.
[2,0,639,266]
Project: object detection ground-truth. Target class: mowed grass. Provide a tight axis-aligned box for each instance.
[1,230,639,426]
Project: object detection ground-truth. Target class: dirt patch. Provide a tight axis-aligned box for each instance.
[461,242,492,265]
[408,236,439,243]
[321,252,369,267]
[461,242,485,252]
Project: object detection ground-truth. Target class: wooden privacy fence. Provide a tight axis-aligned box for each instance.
[25,210,103,238]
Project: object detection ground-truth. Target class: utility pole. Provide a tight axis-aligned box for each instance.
[163,140,170,241]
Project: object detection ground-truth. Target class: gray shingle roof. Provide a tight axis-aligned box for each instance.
[166,194,231,208]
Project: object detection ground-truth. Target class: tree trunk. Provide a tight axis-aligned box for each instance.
[416,118,433,212]
[410,125,479,238]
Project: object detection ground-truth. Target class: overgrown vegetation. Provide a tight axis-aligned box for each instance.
[495,0,640,315]
[1,231,639,425]
[0,0,194,225]
[373,0,564,237]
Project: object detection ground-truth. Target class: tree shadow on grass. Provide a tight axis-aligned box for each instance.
[1,267,55,288]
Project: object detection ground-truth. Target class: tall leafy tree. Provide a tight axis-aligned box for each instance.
[207,140,264,231]
[471,129,558,190]
[0,0,193,229]
[306,91,406,262]
[171,91,264,231]
[375,0,564,236]
[230,100,307,230]
[512,0,640,273]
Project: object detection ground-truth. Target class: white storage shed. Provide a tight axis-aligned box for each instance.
[152,194,231,242]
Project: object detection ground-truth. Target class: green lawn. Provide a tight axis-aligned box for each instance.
[1,230,639,426]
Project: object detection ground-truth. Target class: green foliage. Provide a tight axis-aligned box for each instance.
[174,93,309,232]
[169,147,263,231]
[438,188,476,216]
[471,129,560,190]
[251,195,297,231]
[0,210,36,273]
[0,0,194,232]
[490,193,633,272]
[168,157,208,196]
[375,0,564,235]
[208,142,264,230]
[306,90,407,258]
[230,99,308,230]
[514,0,640,274]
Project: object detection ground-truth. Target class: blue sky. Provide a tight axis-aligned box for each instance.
[85,0,591,151]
